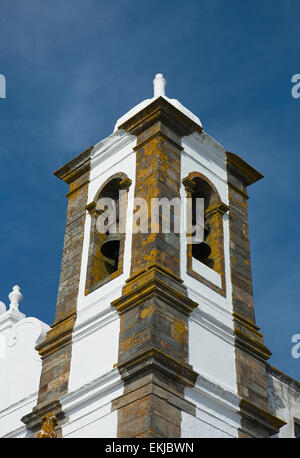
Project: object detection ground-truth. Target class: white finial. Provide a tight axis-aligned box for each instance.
[153,73,167,97]
[0,301,6,314]
[8,285,23,313]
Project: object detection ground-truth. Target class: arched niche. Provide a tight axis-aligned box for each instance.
[182,172,229,296]
[85,173,132,295]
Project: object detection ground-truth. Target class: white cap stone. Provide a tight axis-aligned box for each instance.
[153,73,167,97]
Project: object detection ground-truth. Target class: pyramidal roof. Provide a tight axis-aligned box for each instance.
[114,73,202,132]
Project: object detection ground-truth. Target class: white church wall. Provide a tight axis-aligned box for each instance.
[61,368,123,438]
[182,372,241,437]
[267,368,300,438]
[0,287,49,438]
[0,394,38,438]
[182,355,241,438]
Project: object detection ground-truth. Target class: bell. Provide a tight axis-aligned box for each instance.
[100,235,121,271]
[192,241,211,261]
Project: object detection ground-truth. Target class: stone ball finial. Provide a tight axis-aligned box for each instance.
[8,285,23,312]
[153,73,167,97]
[0,301,6,314]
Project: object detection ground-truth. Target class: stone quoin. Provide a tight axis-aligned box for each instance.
[0,74,299,438]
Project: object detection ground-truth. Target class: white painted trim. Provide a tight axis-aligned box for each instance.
[61,368,123,438]
[0,392,37,420]
[192,257,222,288]
[72,306,119,343]
[189,372,241,412]
[2,425,27,438]
[62,368,122,413]
[189,308,234,347]
[91,129,136,171]
[186,282,232,320]
[183,130,226,163]
[182,373,241,438]
[0,392,38,438]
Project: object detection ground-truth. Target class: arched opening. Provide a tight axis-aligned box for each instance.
[183,173,228,296]
[85,174,131,295]
[97,177,123,275]
[190,176,218,268]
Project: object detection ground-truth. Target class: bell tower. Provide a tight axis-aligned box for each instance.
[22,74,285,438]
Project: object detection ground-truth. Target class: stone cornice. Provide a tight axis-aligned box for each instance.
[267,363,300,393]
[21,400,64,434]
[234,310,271,361]
[126,263,184,286]
[85,201,103,216]
[112,371,196,418]
[239,398,286,435]
[234,327,272,361]
[36,312,76,359]
[118,96,203,138]
[182,176,195,195]
[111,266,198,316]
[233,312,262,336]
[116,347,198,388]
[54,146,93,184]
[206,201,230,218]
[226,151,263,186]
[133,128,183,152]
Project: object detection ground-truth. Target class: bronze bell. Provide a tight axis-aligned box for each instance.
[192,241,212,261]
[100,234,121,272]
[192,218,212,262]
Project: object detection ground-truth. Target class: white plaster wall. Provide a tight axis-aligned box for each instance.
[62,369,123,438]
[0,313,49,438]
[0,395,37,438]
[182,377,241,438]
[65,410,118,438]
[267,372,300,438]
[180,131,240,437]
[65,130,137,437]
[182,359,241,438]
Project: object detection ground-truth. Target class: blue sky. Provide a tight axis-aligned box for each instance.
[0,0,299,379]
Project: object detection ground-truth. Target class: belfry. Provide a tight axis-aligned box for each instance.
[0,75,299,438]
